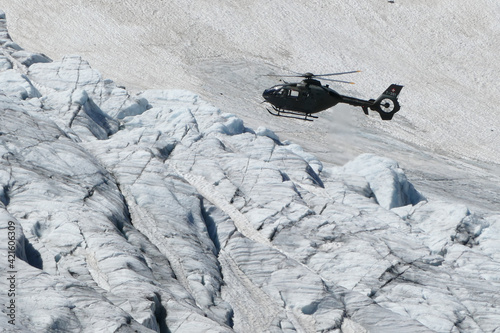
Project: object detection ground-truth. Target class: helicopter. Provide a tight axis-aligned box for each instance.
[262,71,403,121]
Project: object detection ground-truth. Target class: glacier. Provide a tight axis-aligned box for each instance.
[1,7,500,333]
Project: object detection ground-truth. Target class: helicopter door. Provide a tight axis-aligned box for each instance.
[276,88,301,99]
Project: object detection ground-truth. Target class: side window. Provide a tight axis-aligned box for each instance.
[289,90,299,98]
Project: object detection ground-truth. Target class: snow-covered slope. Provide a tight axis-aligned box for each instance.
[3,0,499,217]
[1,10,500,332]
[3,0,500,166]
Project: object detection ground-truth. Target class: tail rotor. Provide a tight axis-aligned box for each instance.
[370,84,403,120]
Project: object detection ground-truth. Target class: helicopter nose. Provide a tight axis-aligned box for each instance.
[262,88,274,100]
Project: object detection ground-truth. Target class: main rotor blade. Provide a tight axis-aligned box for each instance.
[316,70,361,77]
[263,74,304,77]
[319,78,356,84]
[264,70,361,78]
[264,71,361,84]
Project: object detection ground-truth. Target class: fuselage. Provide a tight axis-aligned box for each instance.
[263,79,341,114]
[263,79,403,120]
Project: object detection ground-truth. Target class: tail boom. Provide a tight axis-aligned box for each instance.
[341,84,403,120]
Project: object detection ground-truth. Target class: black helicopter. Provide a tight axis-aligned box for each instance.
[262,71,403,121]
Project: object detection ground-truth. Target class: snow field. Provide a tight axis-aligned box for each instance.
[0,7,500,333]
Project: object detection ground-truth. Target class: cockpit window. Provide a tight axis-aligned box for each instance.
[264,87,301,98]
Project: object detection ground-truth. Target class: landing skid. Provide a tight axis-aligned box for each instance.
[266,107,318,121]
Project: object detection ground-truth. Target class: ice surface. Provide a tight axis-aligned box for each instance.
[0,6,500,333]
[343,154,426,209]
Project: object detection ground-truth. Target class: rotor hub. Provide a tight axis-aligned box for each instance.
[379,98,396,113]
